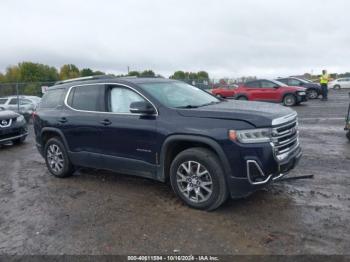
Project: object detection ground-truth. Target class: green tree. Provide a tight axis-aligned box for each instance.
[197,71,209,80]
[0,73,6,83]
[18,62,58,82]
[5,65,21,82]
[140,70,155,77]
[59,64,80,80]
[93,70,105,76]
[80,68,94,77]
[170,71,186,80]
[128,71,140,77]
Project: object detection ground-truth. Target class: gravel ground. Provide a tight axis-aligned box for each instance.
[0,89,349,255]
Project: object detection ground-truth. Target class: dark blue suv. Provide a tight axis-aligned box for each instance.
[34,76,302,210]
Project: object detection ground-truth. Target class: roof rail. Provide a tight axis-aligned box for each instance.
[55,75,114,85]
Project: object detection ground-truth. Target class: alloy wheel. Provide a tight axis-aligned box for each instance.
[47,144,64,173]
[176,161,213,203]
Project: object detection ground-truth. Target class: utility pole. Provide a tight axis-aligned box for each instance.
[16,82,19,112]
[127,66,130,74]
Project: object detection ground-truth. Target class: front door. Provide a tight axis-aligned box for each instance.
[97,85,158,176]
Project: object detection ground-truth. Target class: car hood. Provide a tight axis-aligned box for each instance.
[0,110,20,120]
[176,100,296,128]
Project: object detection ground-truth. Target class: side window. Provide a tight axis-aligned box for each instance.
[9,98,18,105]
[260,80,277,88]
[20,99,32,105]
[288,79,301,86]
[68,85,106,112]
[109,86,145,113]
[40,88,66,109]
[245,81,260,88]
[277,79,288,85]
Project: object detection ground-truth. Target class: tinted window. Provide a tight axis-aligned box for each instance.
[0,98,7,104]
[277,79,288,85]
[40,88,66,109]
[288,79,302,86]
[68,84,105,111]
[245,81,260,88]
[9,98,18,105]
[110,87,145,113]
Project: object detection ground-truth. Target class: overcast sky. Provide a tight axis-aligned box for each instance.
[0,0,349,78]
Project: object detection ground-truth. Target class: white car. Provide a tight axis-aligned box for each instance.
[0,96,36,119]
[329,78,350,89]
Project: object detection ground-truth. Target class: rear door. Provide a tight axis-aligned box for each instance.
[243,81,261,100]
[61,84,107,154]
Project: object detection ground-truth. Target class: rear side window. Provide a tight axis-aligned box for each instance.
[67,84,105,112]
[0,98,7,104]
[245,81,260,88]
[40,88,66,109]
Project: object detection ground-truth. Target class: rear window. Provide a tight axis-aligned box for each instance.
[40,88,66,109]
[67,84,105,112]
[0,98,7,104]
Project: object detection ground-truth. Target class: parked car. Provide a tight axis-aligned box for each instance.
[34,76,302,210]
[345,93,350,141]
[21,95,42,107]
[0,96,36,121]
[232,79,307,106]
[0,108,28,145]
[276,77,322,99]
[329,78,350,89]
[211,84,238,98]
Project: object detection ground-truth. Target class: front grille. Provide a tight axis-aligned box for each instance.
[271,116,299,160]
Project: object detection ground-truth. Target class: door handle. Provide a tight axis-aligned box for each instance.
[100,119,112,126]
[59,117,67,123]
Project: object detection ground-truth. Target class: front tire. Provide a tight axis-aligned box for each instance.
[44,137,74,178]
[283,94,297,106]
[170,148,228,211]
[334,85,341,89]
[346,131,350,141]
[307,89,319,99]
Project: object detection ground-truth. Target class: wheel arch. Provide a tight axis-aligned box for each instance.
[234,94,248,100]
[41,127,70,151]
[159,135,232,182]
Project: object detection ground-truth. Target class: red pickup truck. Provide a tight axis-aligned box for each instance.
[211,79,307,106]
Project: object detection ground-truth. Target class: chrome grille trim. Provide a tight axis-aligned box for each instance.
[271,114,299,161]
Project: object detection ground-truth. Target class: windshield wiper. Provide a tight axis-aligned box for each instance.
[197,101,221,107]
[176,105,199,109]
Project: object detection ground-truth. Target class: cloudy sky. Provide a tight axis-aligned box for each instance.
[0,0,349,78]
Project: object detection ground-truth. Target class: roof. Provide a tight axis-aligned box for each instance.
[51,76,177,90]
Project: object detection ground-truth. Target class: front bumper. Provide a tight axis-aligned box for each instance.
[296,94,308,103]
[0,122,28,145]
[226,143,302,198]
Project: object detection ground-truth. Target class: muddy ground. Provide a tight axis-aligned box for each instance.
[0,89,349,255]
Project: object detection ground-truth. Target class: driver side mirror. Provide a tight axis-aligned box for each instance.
[130,101,156,115]
[273,85,280,89]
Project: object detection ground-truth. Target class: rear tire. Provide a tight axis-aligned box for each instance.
[283,94,297,106]
[170,147,228,211]
[44,137,74,178]
[237,96,248,101]
[334,85,341,89]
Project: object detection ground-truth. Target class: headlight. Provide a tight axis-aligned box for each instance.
[297,91,306,95]
[229,128,272,143]
[16,115,25,122]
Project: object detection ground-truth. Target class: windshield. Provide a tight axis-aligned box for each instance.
[139,81,220,108]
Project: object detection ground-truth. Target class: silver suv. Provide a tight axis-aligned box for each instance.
[0,96,36,120]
